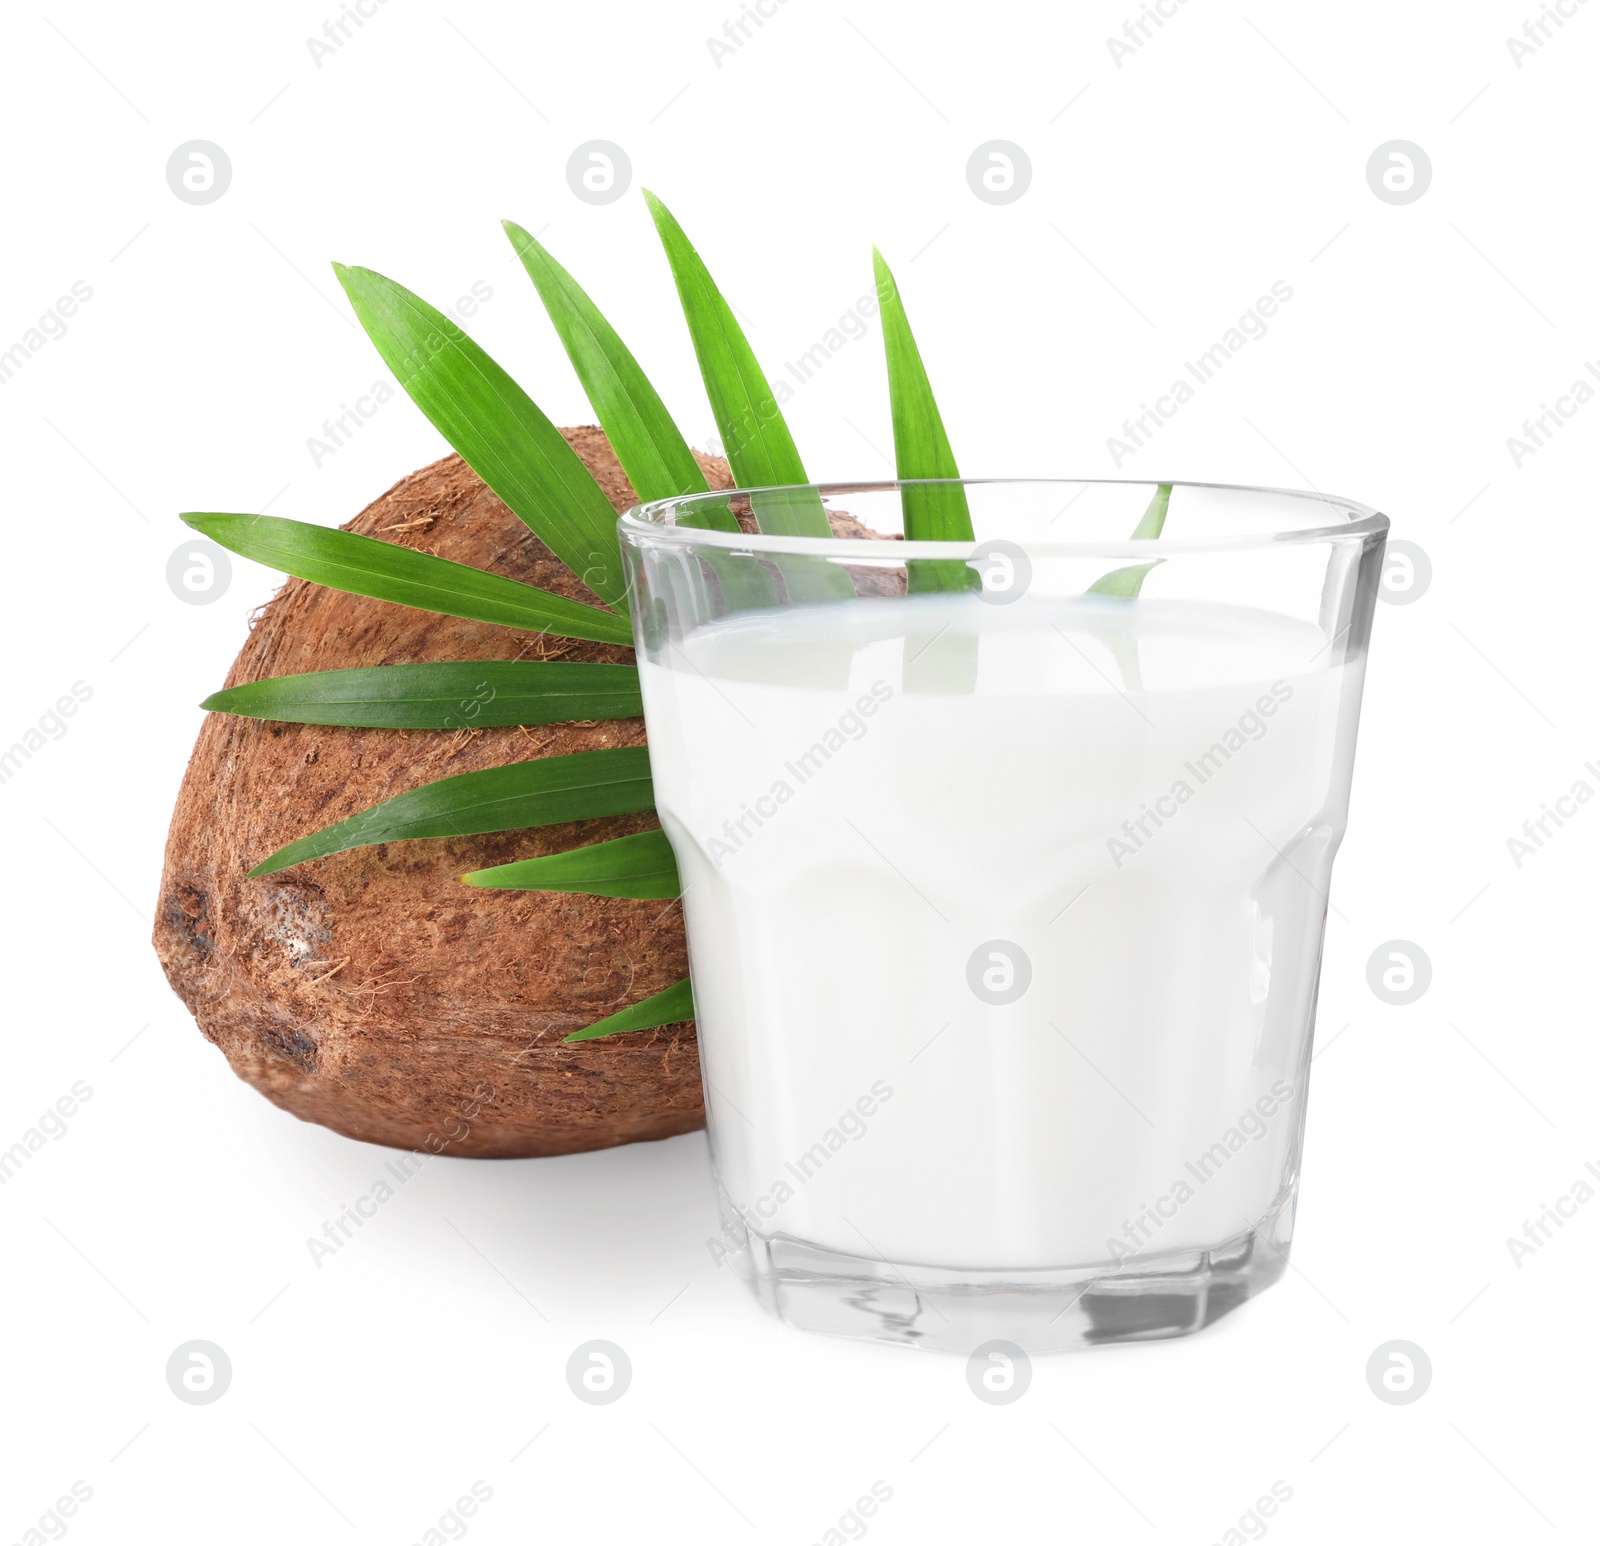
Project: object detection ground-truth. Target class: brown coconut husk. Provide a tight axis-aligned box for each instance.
[153,433,726,1157]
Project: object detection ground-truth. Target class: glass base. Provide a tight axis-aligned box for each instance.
[720,1192,1296,1354]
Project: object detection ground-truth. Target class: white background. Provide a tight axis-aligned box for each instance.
[1,2,1595,1542]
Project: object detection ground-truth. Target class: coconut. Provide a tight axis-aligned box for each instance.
[153,432,720,1157]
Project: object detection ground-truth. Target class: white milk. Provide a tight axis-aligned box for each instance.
[639,592,1364,1272]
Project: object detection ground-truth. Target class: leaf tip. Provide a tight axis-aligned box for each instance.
[248,842,304,878]
[330,261,376,302]
[871,249,900,315]
[561,1022,620,1043]
[640,188,671,228]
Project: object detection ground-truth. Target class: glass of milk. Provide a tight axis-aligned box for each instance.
[619,480,1386,1353]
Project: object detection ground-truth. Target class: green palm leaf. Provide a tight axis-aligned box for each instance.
[333,263,628,607]
[566,975,695,1042]
[642,191,811,505]
[872,246,979,595]
[502,221,723,515]
[202,661,641,729]
[249,745,655,876]
[463,828,679,898]
[1088,484,1172,597]
[643,192,842,549]
[182,513,632,646]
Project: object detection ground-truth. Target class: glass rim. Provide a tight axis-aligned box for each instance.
[619,477,1389,560]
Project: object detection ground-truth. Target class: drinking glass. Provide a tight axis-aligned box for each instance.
[619,479,1386,1353]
